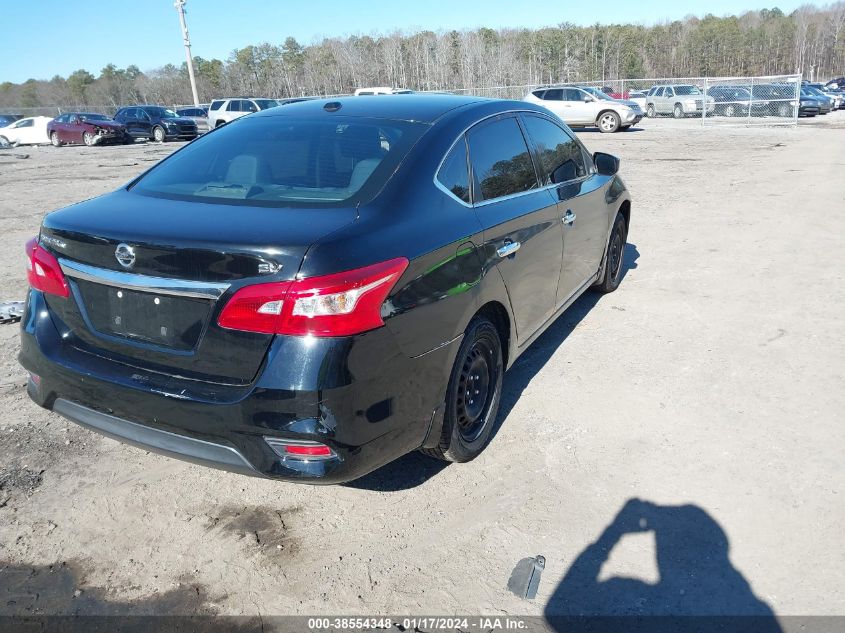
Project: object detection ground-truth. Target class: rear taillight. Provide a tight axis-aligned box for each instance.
[217,257,408,337]
[26,237,69,298]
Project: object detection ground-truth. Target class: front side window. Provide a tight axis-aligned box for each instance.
[521,115,587,184]
[131,116,426,207]
[15,119,33,128]
[436,137,470,203]
[467,116,537,202]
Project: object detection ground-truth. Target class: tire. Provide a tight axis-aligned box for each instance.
[215,120,226,129]
[422,316,503,463]
[597,111,621,133]
[83,131,96,146]
[50,132,61,147]
[152,126,166,142]
[122,134,133,145]
[594,212,628,294]
[646,104,655,118]
[778,103,790,117]
[725,104,736,117]
[673,103,684,119]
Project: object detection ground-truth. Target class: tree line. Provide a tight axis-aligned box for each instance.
[1,4,843,110]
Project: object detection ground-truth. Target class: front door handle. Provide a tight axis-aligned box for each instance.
[497,241,521,258]
[562,210,576,226]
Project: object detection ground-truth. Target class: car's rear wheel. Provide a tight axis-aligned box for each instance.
[673,103,684,118]
[594,212,628,294]
[215,120,226,129]
[597,111,621,133]
[646,104,656,117]
[50,132,61,147]
[423,316,503,463]
[725,104,736,117]
[152,126,166,142]
[83,131,96,146]
[778,103,791,117]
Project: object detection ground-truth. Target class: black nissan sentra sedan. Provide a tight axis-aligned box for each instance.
[20,95,631,483]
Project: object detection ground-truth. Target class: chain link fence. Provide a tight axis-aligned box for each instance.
[1,75,806,127]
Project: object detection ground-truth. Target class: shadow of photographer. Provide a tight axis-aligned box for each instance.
[545,498,781,632]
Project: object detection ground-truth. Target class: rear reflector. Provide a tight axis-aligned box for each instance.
[264,437,336,461]
[218,257,408,337]
[26,237,69,298]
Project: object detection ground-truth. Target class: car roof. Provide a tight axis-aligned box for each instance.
[252,94,490,124]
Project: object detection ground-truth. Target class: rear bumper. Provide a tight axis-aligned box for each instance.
[19,289,457,484]
[50,397,260,476]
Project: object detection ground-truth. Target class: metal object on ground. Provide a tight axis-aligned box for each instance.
[0,301,25,324]
[507,554,545,599]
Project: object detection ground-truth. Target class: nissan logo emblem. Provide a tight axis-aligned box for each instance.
[115,243,136,269]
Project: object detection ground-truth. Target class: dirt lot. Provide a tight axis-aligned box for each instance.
[0,114,843,622]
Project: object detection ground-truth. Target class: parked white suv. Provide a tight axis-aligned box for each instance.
[523,85,643,133]
[206,98,281,129]
[645,85,715,118]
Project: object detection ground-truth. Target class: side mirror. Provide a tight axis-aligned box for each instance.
[583,96,592,103]
[593,152,620,176]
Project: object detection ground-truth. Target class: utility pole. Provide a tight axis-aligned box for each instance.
[174,0,200,106]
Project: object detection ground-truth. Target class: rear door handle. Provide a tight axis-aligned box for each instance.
[562,210,576,225]
[497,241,521,258]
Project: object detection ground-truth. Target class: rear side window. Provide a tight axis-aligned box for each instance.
[467,117,537,202]
[436,138,470,203]
[226,100,241,112]
[543,89,563,101]
[131,116,426,208]
[521,115,587,184]
[531,90,546,99]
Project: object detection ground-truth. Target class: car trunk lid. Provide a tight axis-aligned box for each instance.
[40,190,357,384]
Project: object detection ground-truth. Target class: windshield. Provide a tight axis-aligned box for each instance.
[674,86,702,96]
[131,115,427,207]
[80,113,110,122]
[582,87,612,100]
[144,107,180,118]
[254,99,280,110]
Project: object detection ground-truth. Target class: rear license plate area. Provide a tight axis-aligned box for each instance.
[76,280,211,351]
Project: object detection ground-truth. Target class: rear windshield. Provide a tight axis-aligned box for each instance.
[131,115,427,207]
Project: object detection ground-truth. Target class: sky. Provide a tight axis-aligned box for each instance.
[0,0,808,83]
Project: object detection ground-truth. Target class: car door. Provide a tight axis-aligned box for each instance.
[116,109,136,136]
[660,86,675,114]
[562,88,594,125]
[536,88,566,119]
[67,114,84,143]
[226,99,243,121]
[467,114,563,342]
[136,108,153,136]
[13,118,35,144]
[520,113,609,303]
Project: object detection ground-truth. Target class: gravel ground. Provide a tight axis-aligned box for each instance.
[0,114,843,621]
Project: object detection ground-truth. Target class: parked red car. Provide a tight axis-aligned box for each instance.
[48,113,127,147]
